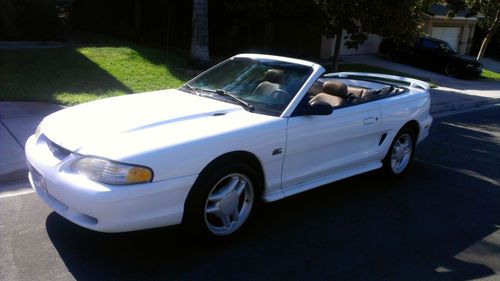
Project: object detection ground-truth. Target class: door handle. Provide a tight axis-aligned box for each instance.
[363,117,378,125]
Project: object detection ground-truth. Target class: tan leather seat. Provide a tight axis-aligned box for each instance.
[252,69,284,96]
[309,80,348,107]
[348,87,364,99]
[361,90,377,100]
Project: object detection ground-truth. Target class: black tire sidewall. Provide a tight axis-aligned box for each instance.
[183,162,259,239]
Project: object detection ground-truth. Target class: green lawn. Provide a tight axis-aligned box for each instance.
[481,69,500,81]
[1,47,442,106]
[338,64,437,87]
[0,44,189,105]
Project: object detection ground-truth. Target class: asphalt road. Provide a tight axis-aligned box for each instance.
[1,107,499,281]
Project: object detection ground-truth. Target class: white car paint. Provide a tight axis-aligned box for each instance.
[25,54,432,233]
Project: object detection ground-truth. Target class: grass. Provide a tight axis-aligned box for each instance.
[338,64,437,88]
[0,47,445,106]
[481,69,500,81]
[0,44,189,105]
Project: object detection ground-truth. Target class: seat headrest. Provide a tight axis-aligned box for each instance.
[322,80,348,98]
[264,69,284,84]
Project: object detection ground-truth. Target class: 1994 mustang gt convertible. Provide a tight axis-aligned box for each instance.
[26,54,433,238]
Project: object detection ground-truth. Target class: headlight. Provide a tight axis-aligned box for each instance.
[71,157,153,185]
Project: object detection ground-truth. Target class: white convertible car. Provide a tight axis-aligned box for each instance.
[26,54,432,238]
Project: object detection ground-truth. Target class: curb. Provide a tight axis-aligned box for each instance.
[430,99,498,114]
[0,167,28,185]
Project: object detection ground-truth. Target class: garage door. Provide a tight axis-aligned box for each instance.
[432,27,460,51]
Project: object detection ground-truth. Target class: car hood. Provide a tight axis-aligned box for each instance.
[452,54,483,66]
[41,90,278,158]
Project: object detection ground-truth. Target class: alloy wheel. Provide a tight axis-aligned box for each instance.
[204,173,254,236]
[390,133,413,174]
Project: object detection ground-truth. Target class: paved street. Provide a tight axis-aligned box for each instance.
[1,107,499,280]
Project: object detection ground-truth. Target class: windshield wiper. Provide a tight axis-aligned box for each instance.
[183,83,200,96]
[214,89,254,112]
[183,85,254,112]
[197,88,254,112]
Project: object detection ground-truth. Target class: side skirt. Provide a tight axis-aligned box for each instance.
[262,161,382,202]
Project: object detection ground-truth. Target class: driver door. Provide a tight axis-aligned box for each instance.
[281,102,382,190]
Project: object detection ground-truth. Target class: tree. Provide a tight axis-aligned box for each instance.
[316,0,436,71]
[447,0,500,60]
[0,0,59,40]
[191,0,210,64]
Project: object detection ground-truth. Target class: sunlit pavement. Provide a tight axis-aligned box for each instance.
[1,107,499,281]
[339,54,500,115]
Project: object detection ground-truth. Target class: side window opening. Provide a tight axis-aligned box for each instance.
[293,77,405,116]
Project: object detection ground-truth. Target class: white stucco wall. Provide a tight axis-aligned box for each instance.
[320,31,383,58]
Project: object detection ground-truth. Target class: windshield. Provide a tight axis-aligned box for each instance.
[439,42,457,54]
[180,57,313,116]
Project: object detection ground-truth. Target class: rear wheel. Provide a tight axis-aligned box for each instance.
[183,162,258,239]
[383,127,416,176]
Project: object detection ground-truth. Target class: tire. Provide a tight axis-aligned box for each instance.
[386,49,398,62]
[183,162,259,239]
[383,127,416,177]
[444,63,460,78]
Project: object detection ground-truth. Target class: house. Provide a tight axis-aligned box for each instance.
[421,4,478,54]
[320,4,479,58]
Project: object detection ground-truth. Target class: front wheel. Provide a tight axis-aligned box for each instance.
[383,128,416,176]
[183,163,258,239]
[444,63,460,78]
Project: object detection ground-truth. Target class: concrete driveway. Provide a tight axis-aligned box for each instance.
[339,54,500,113]
[0,102,64,183]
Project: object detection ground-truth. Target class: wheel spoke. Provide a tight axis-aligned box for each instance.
[221,177,240,193]
[401,140,409,148]
[231,208,240,222]
[221,215,231,228]
[398,139,406,147]
[208,192,225,203]
[206,205,220,215]
[235,181,246,196]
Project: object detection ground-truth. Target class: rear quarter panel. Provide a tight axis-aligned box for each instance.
[378,88,431,156]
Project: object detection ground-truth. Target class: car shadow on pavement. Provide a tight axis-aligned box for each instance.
[45,111,500,281]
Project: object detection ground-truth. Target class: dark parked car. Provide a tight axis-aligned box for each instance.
[379,37,483,78]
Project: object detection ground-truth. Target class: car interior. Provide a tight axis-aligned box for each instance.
[247,69,293,105]
[305,79,403,109]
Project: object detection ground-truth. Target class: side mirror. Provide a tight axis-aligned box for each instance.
[304,101,333,115]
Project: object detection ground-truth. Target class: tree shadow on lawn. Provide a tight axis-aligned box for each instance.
[63,30,199,81]
[0,48,133,105]
[123,42,200,80]
[45,109,500,280]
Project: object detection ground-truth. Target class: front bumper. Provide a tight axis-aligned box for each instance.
[25,135,197,233]
[465,67,482,78]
